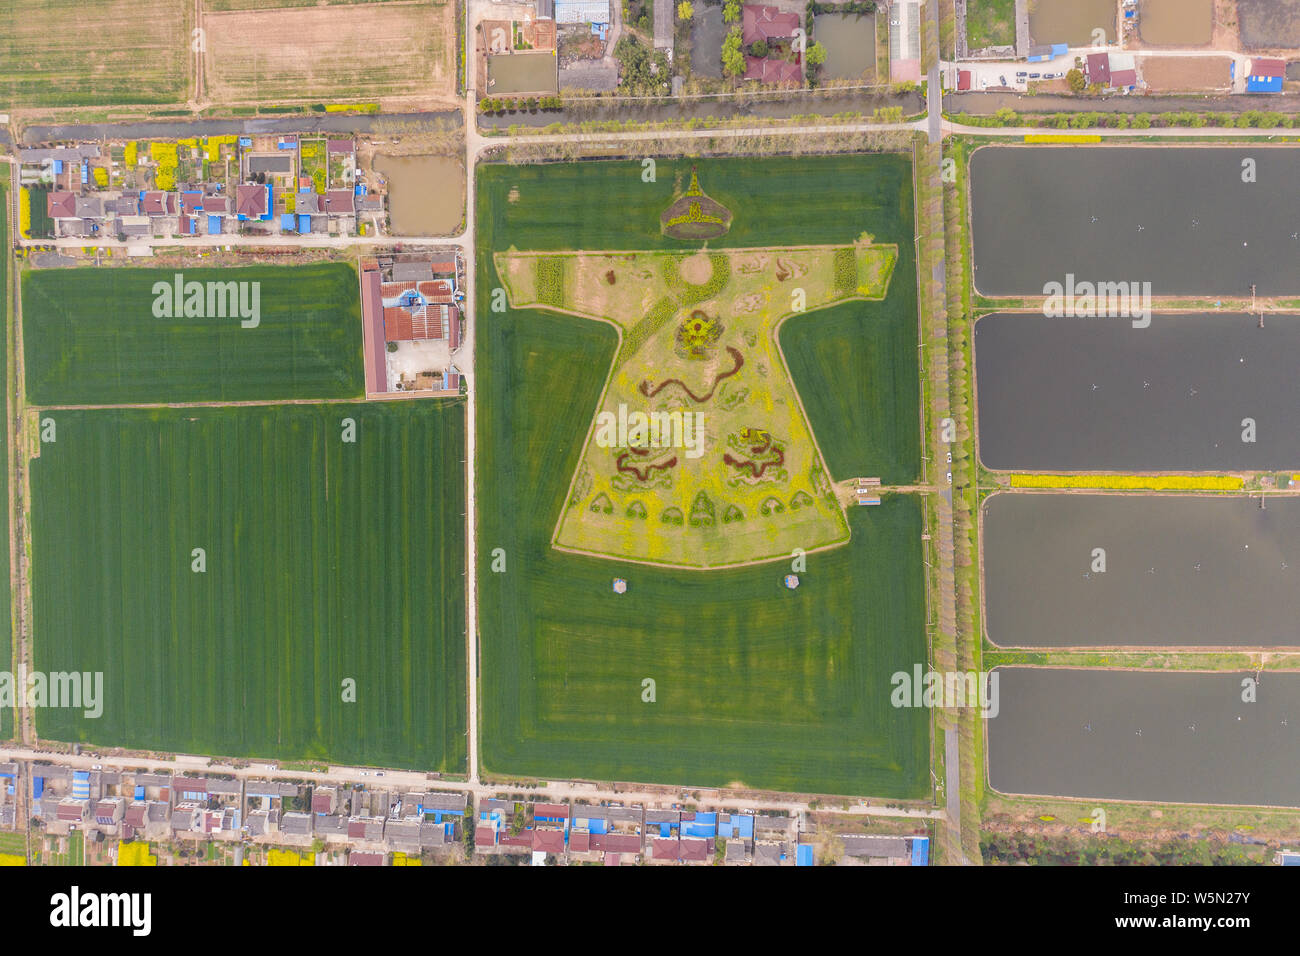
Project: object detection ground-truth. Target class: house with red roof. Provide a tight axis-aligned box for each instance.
[744,56,802,85]
[46,191,77,219]
[741,3,799,44]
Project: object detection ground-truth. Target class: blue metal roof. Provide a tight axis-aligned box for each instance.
[1247,75,1283,92]
[911,836,930,866]
[796,844,814,866]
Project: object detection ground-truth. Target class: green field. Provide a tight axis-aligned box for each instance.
[22,264,364,405]
[0,185,11,740]
[30,402,466,771]
[476,157,927,795]
[0,0,189,108]
[965,0,1016,50]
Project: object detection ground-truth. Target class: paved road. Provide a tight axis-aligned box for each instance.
[0,744,944,818]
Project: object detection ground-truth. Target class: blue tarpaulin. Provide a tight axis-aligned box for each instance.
[32,777,44,798]
[134,785,145,800]
[53,160,63,174]
[796,844,814,866]
[280,213,296,230]
[298,214,312,233]
[208,215,223,234]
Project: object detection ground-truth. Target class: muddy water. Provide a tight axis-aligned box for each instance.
[974,312,1300,472]
[1140,0,1213,45]
[983,493,1300,647]
[1028,0,1115,46]
[814,13,877,80]
[970,146,1300,297]
[988,668,1300,806]
[373,154,464,236]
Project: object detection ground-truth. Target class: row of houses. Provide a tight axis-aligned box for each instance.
[24,763,468,860]
[21,133,380,240]
[475,799,812,866]
[40,182,365,240]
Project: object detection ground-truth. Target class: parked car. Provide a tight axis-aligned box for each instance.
[946,452,953,464]
[1016,71,1028,78]
[999,75,1008,86]
[946,471,953,484]
[1029,72,1042,79]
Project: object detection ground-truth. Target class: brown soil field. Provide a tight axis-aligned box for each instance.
[0,0,190,109]
[1140,55,1233,92]
[202,0,456,105]
[1239,0,1300,50]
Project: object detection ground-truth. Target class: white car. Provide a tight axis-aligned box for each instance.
[946,471,953,484]
[946,452,953,464]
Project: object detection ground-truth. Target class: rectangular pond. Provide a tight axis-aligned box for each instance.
[814,12,877,81]
[1028,0,1115,46]
[983,493,1300,647]
[488,51,558,95]
[970,146,1300,296]
[1139,0,1213,45]
[975,312,1300,472]
[988,667,1300,807]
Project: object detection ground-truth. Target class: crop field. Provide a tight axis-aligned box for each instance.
[22,263,364,405]
[476,157,928,795]
[29,402,467,771]
[496,242,897,568]
[481,155,921,484]
[0,187,10,740]
[202,1,456,104]
[0,0,189,108]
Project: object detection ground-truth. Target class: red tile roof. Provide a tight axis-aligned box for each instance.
[679,837,710,861]
[592,832,641,853]
[475,825,497,846]
[533,803,568,819]
[1085,52,1110,86]
[743,56,802,85]
[1253,57,1285,78]
[348,851,384,866]
[742,4,799,44]
[1110,69,1137,87]
[236,184,268,218]
[652,837,679,860]
[958,70,971,91]
[569,830,591,853]
[47,191,77,218]
[323,189,354,214]
[532,827,566,854]
[361,269,387,393]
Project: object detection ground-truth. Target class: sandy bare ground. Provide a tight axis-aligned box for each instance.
[202,0,456,105]
[1141,55,1233,92]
